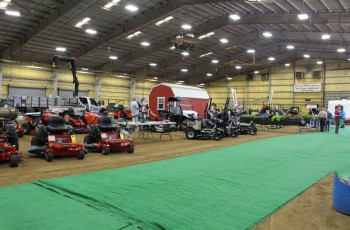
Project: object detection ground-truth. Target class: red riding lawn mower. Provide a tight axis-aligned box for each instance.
[65,108,88,134]
[0,118,22,167]
[27,114,86,162]
[113,101,132,120]
[20,108,48,135]
[84,113,134,155]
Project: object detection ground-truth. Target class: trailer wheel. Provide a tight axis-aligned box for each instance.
[250,128,257,135]
[10,154,19,167]
[77,151,85,160]
[214,133,221,141]
[21,123,31,135]
[102,146,110,155]
[126,146,134,154]
[186,129,196,139]
[231,131,238,138]
[46,152,54,162]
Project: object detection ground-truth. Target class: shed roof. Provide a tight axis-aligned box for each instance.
[155,83,209,100]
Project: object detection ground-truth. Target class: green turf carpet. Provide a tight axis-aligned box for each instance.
[1,129,350,230]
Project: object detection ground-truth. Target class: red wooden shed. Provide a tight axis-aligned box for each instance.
[148,83,210,121]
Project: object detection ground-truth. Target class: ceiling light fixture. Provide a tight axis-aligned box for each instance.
[0,0,11,9]
[141,42,150,46]
[268,57,275,61]
[303,54,310,58]
[285,63,290,67]
[337,48,346,53]
[85,29,97,35]
[226,77,232,80]
[235,66,242,69]
[149,63,157,67]
[317,61,323,65]
[206,73,213,77]
[155,16,174,26]
[56,47,66,52]
[125,4,138,12]
[200,83,205,86]
[181,51,190,56]
[211,59,219,64]
[75,17,91,28]
[286,45,295,50]
[181,68,188,72]
[181,24,192,30]
[126,31,142,39]
[263,32,272,37]
[198,32,215,40]
[322,34,330,40]
[5,10,20,17]
[220,38,229,43]
[199,52,213,58]
[247,49,255,53]
[109,55,118,60]
[298,13,309,20]
[229,14,241,21]
[178,80,184,83]
[103,0,121,10]
[169,46,176,50]
[254,71,259,74]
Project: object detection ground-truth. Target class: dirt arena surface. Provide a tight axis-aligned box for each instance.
[1,126,349,229]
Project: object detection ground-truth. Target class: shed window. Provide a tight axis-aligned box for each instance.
[157,97,165,110]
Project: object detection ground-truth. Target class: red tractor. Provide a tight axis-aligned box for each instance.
[28,114,86,162]
[84,114,134,155]
[21,110,56,135]
[65,108,88,133]
[0,118,22,167]
[113,102,132,120]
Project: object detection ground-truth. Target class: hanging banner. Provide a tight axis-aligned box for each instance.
[268,90,274,105]
[231,88,237,106]
[294,84,321,92]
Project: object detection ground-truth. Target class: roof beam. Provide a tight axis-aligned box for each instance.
[1,0,88,59]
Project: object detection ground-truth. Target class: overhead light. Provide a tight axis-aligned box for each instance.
[337,48,346,53]
[149,63,157,67]
[126,31,142,39]
[85,29,97,35]
[286,45,295,50]
[153,77,158,80]
[26,65,44,69]
[254,71,259,74]
[348,58,350,61]
[103,0,121,10]
[317,61,323,65]
[115,75,130,79]
[247,49,255,53]
[229,14,240,21]
[109,55,118,60]
[181,24,192,30]
[125,4,138,12]
[141,42,150,46]
[268,57,275,61]
[5,10,20,17]
[0,0,11,9]
[206,73,213,77]
[56,47,66,52]
[155,16,174,26]
[199,52,213,58]
[169,46,176,50]
[235,66,242,69]
[226,77,232,80]
[298,13,309,20]
[220,38,229,43]
[178,80,184,83]
[198,32,215,40]
[211,59,219,64]
[263,32,272,38]
[181,51,190,56]
[303,54,310,58]
[181,68,188,72]
[285,63,290,67]
[322,34,331,40]
[200,83,205,86]
[75,17,91,28]
[81,68,89,71]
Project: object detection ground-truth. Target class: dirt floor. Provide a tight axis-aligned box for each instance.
[1,126,349,229]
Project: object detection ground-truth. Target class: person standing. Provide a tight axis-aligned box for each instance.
[318,108,327,132]
[340,106,346,128]
[326,109,333,132]
[130,98,140,131]
[334,105,342,134]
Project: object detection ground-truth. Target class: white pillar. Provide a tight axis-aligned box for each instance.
[52,69,58,97]
[129,78,135,100]
[94,74,101,99]
[0,64,3,98]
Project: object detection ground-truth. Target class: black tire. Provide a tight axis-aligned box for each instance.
[17,130,24,137]
[250,128,257,135]
[214,133,221,141]
[181,119,189,131]
[186,129,196,139]
[83,135,96,145]
[126,146,134,154]
[231,131,238,138]
[21,123,31,135]
[31,136,43,146]
[7,125,19,150]
[77,150,85,160]
[46,152,53,162]
[10,154,19,167]
[102,146,110,155]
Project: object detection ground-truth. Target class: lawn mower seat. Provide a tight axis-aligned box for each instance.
[47,116,69,133]
[98,116,117,132]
